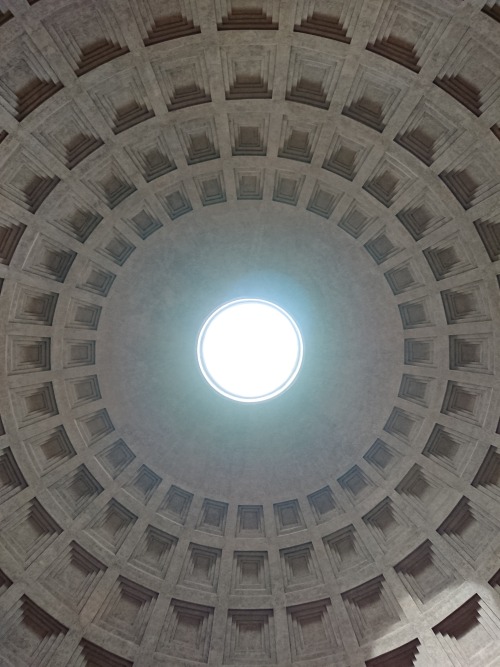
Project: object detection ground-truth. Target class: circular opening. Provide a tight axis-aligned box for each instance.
[197,298,303,403]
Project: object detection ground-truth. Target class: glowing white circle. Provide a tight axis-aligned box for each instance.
[197,298,303,402]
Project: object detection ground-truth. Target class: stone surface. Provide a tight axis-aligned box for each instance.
[0,0,499,665]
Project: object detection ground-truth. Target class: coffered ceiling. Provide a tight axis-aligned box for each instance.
[0,1,500,665]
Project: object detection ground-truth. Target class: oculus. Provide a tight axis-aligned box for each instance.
[197,298,303,403]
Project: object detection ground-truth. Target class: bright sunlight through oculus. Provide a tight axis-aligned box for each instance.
[197,298,303,403]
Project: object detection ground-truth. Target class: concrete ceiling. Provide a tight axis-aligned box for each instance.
[0,0,500,665]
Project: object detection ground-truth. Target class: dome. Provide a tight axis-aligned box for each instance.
[0,0,499,665]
